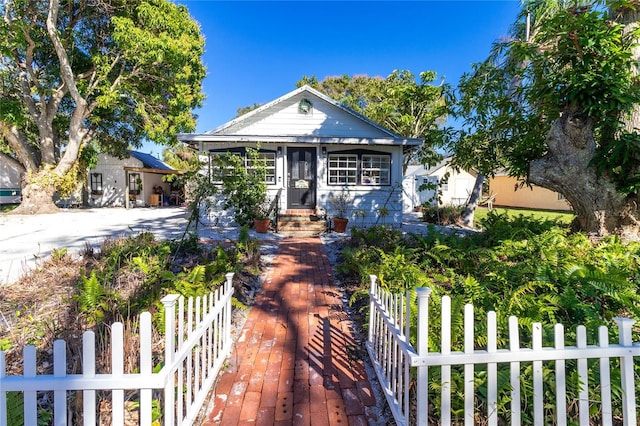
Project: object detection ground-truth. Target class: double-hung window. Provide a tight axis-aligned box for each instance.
[129,173,141,193]
[328,154,358,185]
[90,173,103,194]
[361,154,390,185]
[209,148,276,185]
[247,152,276,184]
[328,151,391,186]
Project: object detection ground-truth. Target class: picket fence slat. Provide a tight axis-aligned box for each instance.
[554,324,567,426]
[440,296,451,426]
[487,311,497,426]
[508,316,521,426]
[24,346,37,425]
[0,272,235,426]
[0,353,5,423]
[140,312,153,426]
[112,322,124,426]
[53,340,66,426]
[599,326,613,426]
[577,326,589,426]
[532,323,543,426]
[83,331,96,426]
[463,304,473,426]
[366,275,640,426]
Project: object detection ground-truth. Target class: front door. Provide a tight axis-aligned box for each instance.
[287,147,316,209]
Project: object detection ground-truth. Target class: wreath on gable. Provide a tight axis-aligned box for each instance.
[298,98,313,114]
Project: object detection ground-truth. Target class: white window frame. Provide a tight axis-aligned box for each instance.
[361,154,390,186]
[209,149,276,185]
[90,173,103,194]
[328,151,391,186]
[328,154,358,185]
[247,152,276,184]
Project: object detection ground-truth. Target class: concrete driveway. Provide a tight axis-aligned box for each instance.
[0,207,192,286]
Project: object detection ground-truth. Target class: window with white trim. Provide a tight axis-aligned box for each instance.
[361,154,390,185]
[328,151,391,186]
[209,152,239,183]
[247,152,276,184]
[328,154,358,185]
[129,173,141,193]
[440,177,449,192]
[90,173,103,194]
[209,149,276,184]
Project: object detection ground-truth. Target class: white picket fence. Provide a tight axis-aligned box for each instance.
[366,274,640,426]
[0,272,235,426]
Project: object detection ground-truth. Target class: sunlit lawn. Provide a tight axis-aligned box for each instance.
[474,206,575,227]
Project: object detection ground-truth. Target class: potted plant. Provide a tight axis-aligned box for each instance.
[329,191,352,233]
[252,199,272,233]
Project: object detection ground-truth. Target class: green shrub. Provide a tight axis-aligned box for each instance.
[421,204,465,225]
[340,219,640,423]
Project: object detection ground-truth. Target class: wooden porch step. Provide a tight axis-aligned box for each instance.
[284,209,316,216]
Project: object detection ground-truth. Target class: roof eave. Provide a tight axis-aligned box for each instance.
[177,134,422,146]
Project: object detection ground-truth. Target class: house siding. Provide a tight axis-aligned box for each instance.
[490,175,572,211]
[403,162,477,211]
[316,145,403,227]
[88,154,173,207]
[0,157,22,204]
[220,92,391,139]
[186,86,422,230]
[202,142,404,228]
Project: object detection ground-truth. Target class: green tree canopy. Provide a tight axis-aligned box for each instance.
[0,0,205,212]
[449,0,640,238]
[298,70,451,170]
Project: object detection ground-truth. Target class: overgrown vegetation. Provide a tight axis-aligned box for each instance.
[420,204,575,228]
[340,212,640,423]
[0,228,262,424]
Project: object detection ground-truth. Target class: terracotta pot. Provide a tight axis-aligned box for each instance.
[253,218,271,233]
[333,217,349,233]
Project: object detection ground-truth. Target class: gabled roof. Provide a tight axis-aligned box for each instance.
[405,156,454,177]
[128,151,174,171]
[178,85,422,146]
[210,85,401,138]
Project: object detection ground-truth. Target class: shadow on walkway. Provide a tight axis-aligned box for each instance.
[202,237,383,425]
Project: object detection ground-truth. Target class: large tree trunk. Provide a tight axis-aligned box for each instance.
[11,171,60,215]
[461,174,485,228]
[528,110,639,240]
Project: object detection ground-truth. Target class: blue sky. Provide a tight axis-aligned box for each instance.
[145,1,522,155]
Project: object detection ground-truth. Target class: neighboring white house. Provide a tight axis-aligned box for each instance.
[88,151,182,208]
[403,157,477,212]
[178,85,422,229]
[0,156,22,204]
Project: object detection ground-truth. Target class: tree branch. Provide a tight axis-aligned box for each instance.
[0,121,38,171]
[46,0,87,111]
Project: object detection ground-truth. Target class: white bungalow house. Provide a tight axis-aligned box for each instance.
[178,85,422,231]
[403,157,477,212]
[0,156,22,204]
[88,151,183,208]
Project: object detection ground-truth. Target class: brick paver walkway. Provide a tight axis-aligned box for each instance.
[202,237,382,425]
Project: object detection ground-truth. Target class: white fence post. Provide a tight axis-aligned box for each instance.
[415,287,432,426]
[369,275,377,346]
[614,317,636,426]
[53,340,66,426]
[83,331,96,426]
[162,294,180,426]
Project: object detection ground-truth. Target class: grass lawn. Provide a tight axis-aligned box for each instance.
[474,206,575,227]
